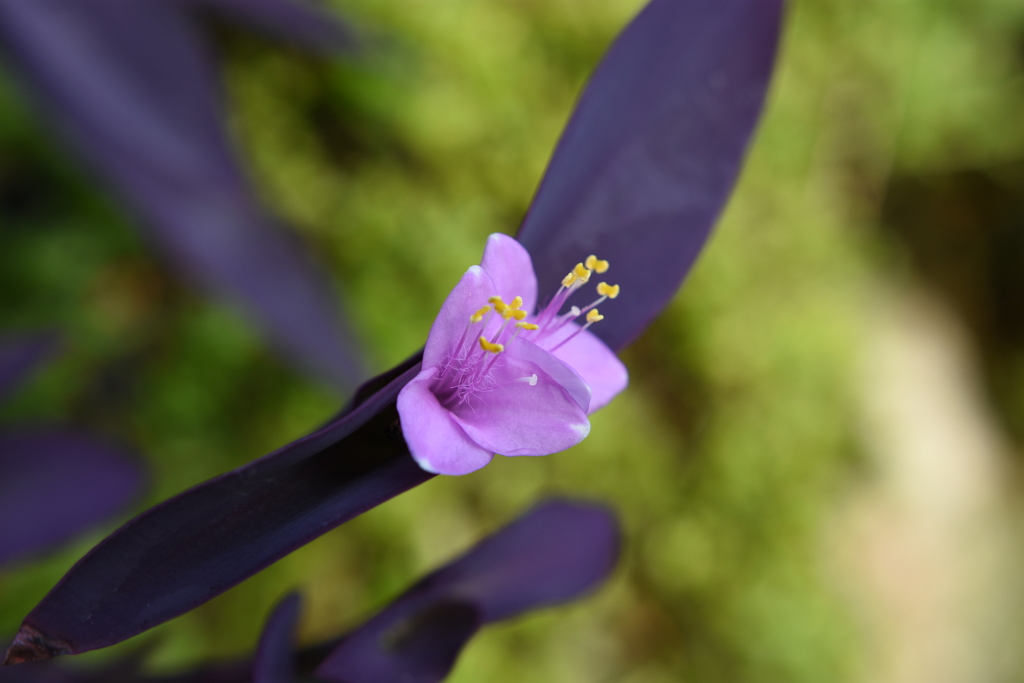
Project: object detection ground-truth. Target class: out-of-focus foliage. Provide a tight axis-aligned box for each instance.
[2,0,1024,682]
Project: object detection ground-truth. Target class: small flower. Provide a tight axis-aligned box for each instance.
[397,234,628,475]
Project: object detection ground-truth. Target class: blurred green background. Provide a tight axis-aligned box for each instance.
[4,0,1024,681]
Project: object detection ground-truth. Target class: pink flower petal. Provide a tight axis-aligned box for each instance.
[422,266,497,369]
[397,368,494,475]
[509,337,590,412]
[448,353,590,457]
[479,234,538,314]
[543,325,628,413]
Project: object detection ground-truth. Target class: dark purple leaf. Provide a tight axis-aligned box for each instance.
[0,333,60,404]
[0,0,365,389]
[3,364,433,664]
[4,0,779,666]
[253,593,301,683]
[318,602,480,683]
[315,499,619,683]
[0,429,144,567]
[516,0,783,351]
[339,350,423,417]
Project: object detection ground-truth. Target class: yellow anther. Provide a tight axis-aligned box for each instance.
[586,309,604,323]
[573,263,592,283]
[596,282,620,299]
[516,322,540,331]
[489,296,508,313]
[562,272,577,287]
[511,309,527,321]
[479,336,504,354]
[469,305,491,323]
[509,296,523,310]
[585,255,609,274]
[501,307,516,319]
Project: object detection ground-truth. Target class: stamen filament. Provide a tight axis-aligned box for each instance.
[549,324,587,353]
[550,308,603,352]
[505,320,539,348]
[452,304,496,361]
[537,277,585,327]
[579,297,605,315]
[451,325,472,360]
[490,318,512,344]
[541,306,581,338]
[559,306,581,321]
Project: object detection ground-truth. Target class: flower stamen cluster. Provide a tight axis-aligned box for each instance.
[434,255,620,411]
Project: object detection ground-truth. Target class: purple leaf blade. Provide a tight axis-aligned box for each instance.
[318,602,480,683]
[253,593,301,683]
[0,429,145,568]
[516,0,783,351]
[3,366,432,665]
[0,0,365,389]
[315,499,620,683]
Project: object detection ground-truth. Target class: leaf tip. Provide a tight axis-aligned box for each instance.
[3,624,70,665]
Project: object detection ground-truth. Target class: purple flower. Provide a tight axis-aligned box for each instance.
[3,0,782,664]
[399,234,628,474]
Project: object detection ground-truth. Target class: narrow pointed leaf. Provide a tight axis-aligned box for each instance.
[516,0,783,350]
[318,602,480,683]
[0,429,144,567]
[0,333,60,403]
[3,365,432,664]
[315,499,620,683]
[0,0,364,389]
[253,593,302,683]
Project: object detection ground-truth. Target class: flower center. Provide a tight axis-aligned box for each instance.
[433,255,620,409]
